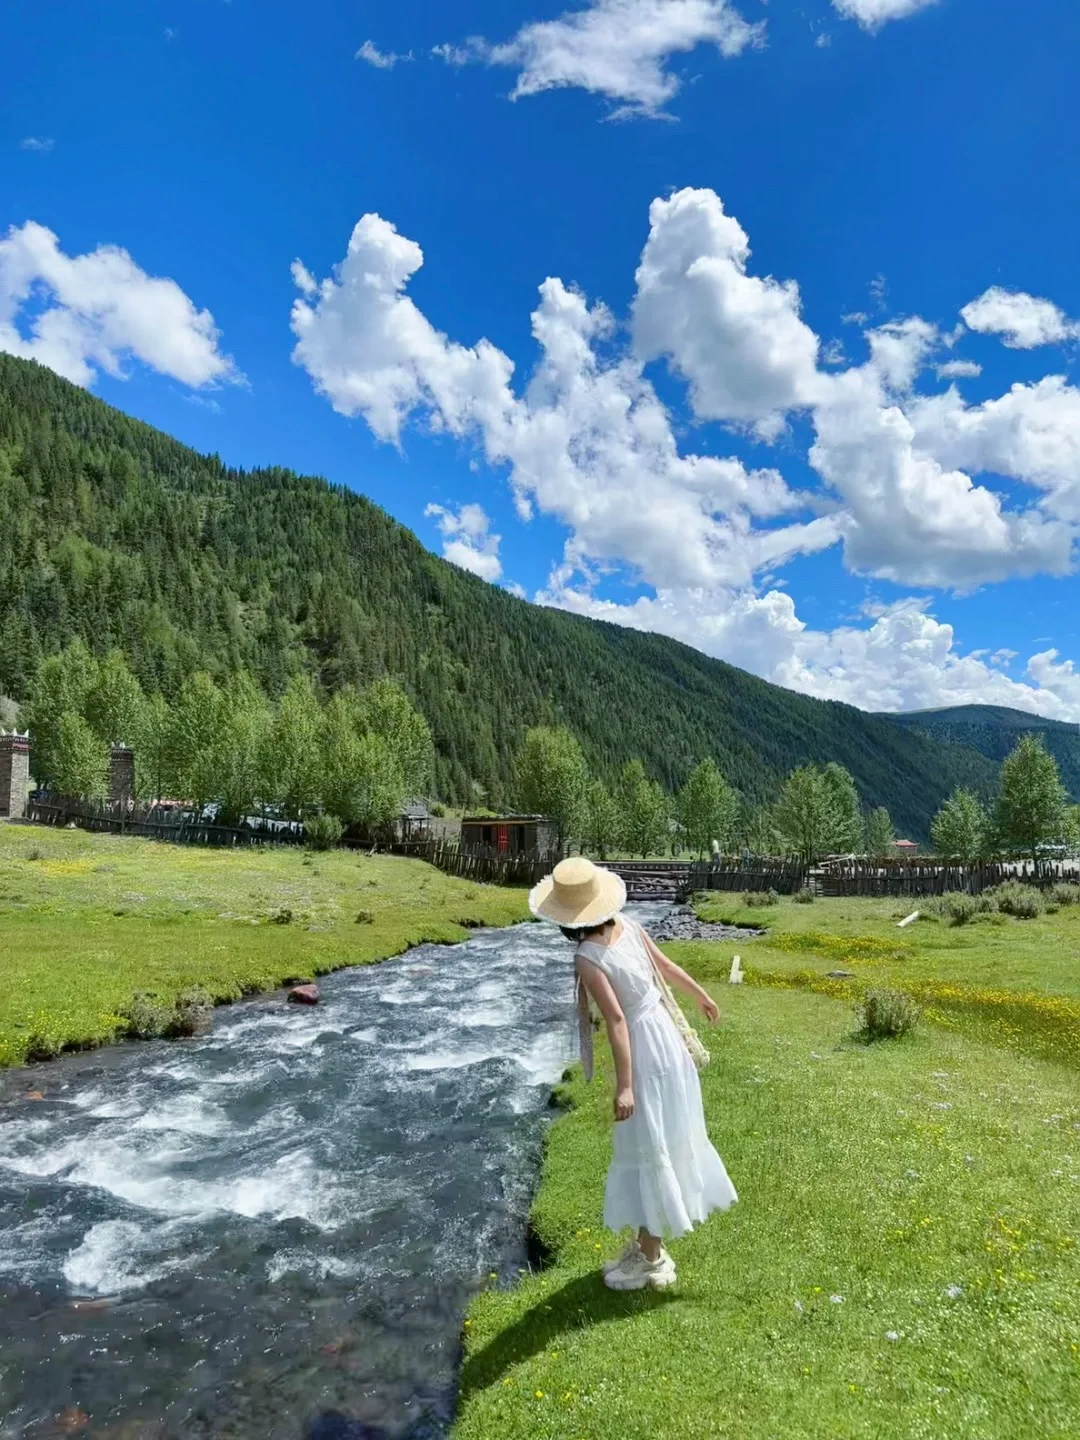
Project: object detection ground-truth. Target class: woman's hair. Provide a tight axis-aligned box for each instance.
[561,920,613,945]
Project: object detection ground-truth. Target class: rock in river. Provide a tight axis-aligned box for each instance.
[287,983,321,1005]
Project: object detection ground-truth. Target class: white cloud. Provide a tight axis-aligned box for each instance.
[19,137,54,153]
[632,188,821,436]
[0,221,240,389]
[431,40,488,67]
[291,212,831,596]
[960,286,1080,350]
[833,0,939,30]
[435,0,764,116]
[909,376,1080,524]
[809,363,1072,589]
[936,359,982,380]
[356,39,412,69]
[425,502,503,581]
[295,193,1080,709]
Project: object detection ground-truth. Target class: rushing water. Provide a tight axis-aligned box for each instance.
[0,905,664,1439]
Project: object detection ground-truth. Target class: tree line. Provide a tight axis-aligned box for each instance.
[930,735,1080,865]
[23,639,434,833]
[17,646,1079,865]
[516,725,900,861]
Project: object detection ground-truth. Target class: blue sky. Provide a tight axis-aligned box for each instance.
[3,0,1080,719]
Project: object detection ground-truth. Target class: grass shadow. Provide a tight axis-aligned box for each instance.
[458,1269,681,1401]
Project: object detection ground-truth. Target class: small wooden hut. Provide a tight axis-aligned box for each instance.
[460,814,559,860]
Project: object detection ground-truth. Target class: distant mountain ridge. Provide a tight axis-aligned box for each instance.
[880,705,1080,801]
[0,352,1001,838]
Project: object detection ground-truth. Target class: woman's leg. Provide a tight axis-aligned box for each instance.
[638,1227,662,1262]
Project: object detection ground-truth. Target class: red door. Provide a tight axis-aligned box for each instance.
[496,825,509,853]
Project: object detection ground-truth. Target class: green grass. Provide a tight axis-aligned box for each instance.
[456,987,1080,1440]
[684,893,1080,1072]
[0,822,529,1067]
[455,900,1080,1440]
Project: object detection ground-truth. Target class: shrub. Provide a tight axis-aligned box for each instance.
[354,909,374,924]
[123,992,173,1039]
[939,893,979,926]
[26,846,45,862]
[1048,883,1080,908]
[166,986,214,1037]
[743,888,780,908]
[991,881,1044,920]
[793,886,816,904]
[855,987,921,1041]
[271,907,293,925]
[304,812,345,851]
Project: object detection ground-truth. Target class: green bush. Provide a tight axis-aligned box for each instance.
[1048,882,1080,908]
[939,893,979,926]
[168,986,214,1037]
[123,992,174,1039]
[793,886,815,904]
[123,986,214,1040]
[304,812,345,851]
[855,987,921,1041]
[271,907,293,925]
[743,888,780,908]
[991,881,1044,920]
[25,846,45,862]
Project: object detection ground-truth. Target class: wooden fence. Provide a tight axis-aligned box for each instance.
[814,857,1080,898]
[391,837,553,887]
[25,796,305,848]
[683,857,809,898]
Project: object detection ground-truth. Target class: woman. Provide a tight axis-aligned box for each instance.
[530,856,737,1291]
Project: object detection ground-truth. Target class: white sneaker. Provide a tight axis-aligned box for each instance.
[603,1249,677,1291]
[602,1239,640,1276]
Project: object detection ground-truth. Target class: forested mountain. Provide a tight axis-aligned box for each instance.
[0,353,998,837]
[882,705,1080,802]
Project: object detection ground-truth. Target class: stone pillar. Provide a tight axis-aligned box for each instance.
[109,744,136,805]
[0,731,31,819]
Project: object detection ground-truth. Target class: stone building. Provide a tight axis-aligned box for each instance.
[0,731,31,819]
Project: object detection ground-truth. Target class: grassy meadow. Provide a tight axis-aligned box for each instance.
[456,894,1080,1440]
[0,821,528,1068]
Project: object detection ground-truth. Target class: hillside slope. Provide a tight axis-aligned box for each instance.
[0,353,996,836]
[882,705,1080,801]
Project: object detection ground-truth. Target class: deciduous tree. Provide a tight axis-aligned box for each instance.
[677,758,739,858]
[931,787,988,862]
[516,726,588,851]
[995,734,1069,864]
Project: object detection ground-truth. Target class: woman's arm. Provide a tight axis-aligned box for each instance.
[640,928,721,1024]
[575,957,635,1121]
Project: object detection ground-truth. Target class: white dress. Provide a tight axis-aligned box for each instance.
[576,916,738,1240]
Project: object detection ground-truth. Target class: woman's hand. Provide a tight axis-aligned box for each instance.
[614,1087,635,1122]
[697,993,720,1024]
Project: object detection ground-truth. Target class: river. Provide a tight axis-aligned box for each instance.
[0,904,666,1439]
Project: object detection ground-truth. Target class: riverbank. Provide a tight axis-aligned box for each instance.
[454,904,1080,1440]
[0,823,530,1069]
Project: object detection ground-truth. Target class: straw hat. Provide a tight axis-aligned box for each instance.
[528,857,626,929]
